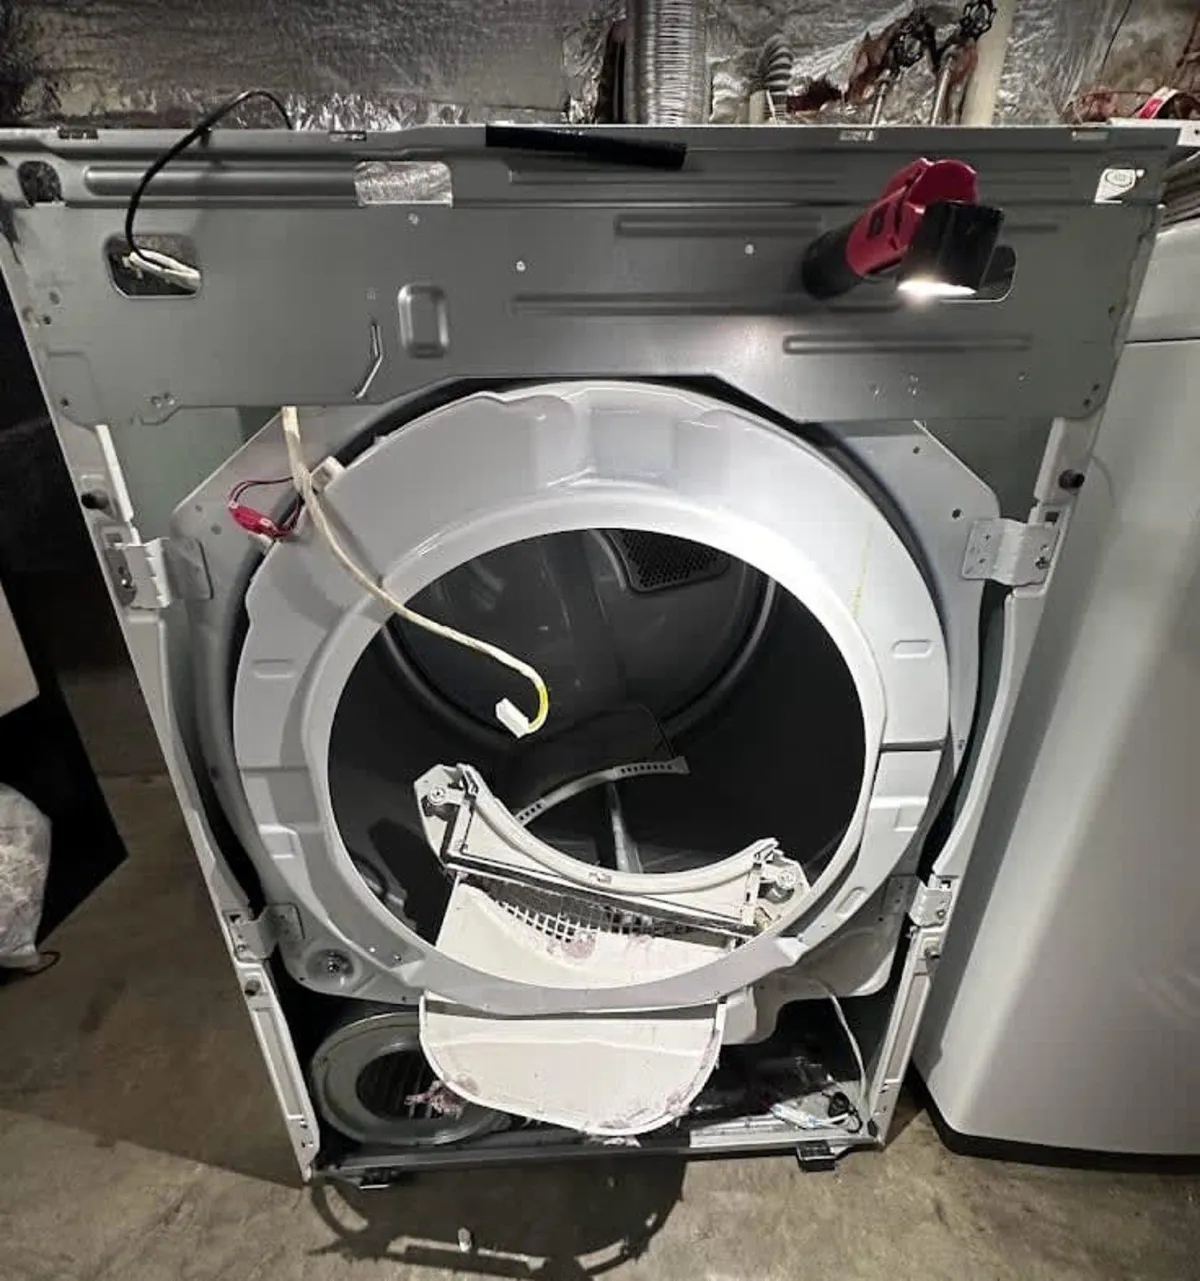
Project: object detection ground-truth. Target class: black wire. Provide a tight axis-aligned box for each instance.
[1098,0,1136,77]
[124,88,293,267]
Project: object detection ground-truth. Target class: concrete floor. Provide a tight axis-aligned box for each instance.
[1,775,1199,1281]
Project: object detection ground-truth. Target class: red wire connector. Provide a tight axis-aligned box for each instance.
[226,478,300,542]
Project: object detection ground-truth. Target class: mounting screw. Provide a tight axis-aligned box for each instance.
[318,949,353,977]
[457,1228,474,1253]
[428,785,447,804]
[934,908,946,922]
[924,943,942,961]
[243,979,261,997]
[1034,551,1052,571]
[79,489,111,512]
[1058,469,1086,492]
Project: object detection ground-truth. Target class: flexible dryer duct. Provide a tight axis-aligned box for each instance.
[624,0,708,124]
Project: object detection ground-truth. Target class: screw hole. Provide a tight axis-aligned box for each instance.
[48,290,61,305]
[951,508,962,519]
[41,315,52,325]
[912,445,921,455]
[17,160,62,206]
[59,397,70,408]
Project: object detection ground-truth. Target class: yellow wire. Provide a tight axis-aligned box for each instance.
[280,405,549,735]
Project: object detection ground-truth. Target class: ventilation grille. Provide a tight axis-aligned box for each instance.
[608,530,730,593]
[489,882,689,942]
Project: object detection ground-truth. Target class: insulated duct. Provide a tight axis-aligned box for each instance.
[0,0,1139,131]
[624,0,708,124]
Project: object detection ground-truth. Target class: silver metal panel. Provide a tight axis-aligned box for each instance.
[0,126,1173,430]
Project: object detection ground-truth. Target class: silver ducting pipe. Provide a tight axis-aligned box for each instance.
[961,0,1017,125]
[624,0,708,125]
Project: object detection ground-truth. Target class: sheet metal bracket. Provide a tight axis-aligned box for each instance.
[962,517,1059,587]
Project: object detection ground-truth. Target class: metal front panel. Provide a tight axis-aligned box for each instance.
[0,125,1172,432]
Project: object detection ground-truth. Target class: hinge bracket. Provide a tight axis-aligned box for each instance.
[962,518,1059,587]
[225,904,303,961]
[908,877,955,928]
[101,530,210,609]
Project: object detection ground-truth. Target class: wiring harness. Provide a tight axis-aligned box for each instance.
[280,406,550,739]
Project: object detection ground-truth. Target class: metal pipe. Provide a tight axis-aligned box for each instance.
[624,0,708,125]
[960,0,1016,126]
[931,57,957,124]
[871,77,893,126]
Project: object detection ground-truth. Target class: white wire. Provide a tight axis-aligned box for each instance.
[812,979,870,1127]
[122,248,202,289]
[279,405,550,737]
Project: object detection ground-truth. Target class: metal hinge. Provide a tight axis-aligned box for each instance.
[225,904,303,961]
[962,518,1059,587]
[101,529,210,609]
[908,877,955,928]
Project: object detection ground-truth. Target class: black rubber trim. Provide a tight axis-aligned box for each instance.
[321,1128,876,1184]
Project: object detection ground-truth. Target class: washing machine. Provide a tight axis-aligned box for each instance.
[916,208,1200,1161]
[0,121,1176,1182]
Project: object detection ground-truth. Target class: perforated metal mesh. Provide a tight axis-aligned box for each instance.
[608,530,731,593]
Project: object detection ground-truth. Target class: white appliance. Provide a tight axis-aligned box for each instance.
[0,120,1175,1181]
[917,217,1200,1159]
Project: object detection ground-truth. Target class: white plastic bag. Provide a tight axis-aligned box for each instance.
[0,785,50,969]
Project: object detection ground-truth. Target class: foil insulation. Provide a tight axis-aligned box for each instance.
[1,0,574,127]
[0,0,1129,129]
[997,0,1125,123]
